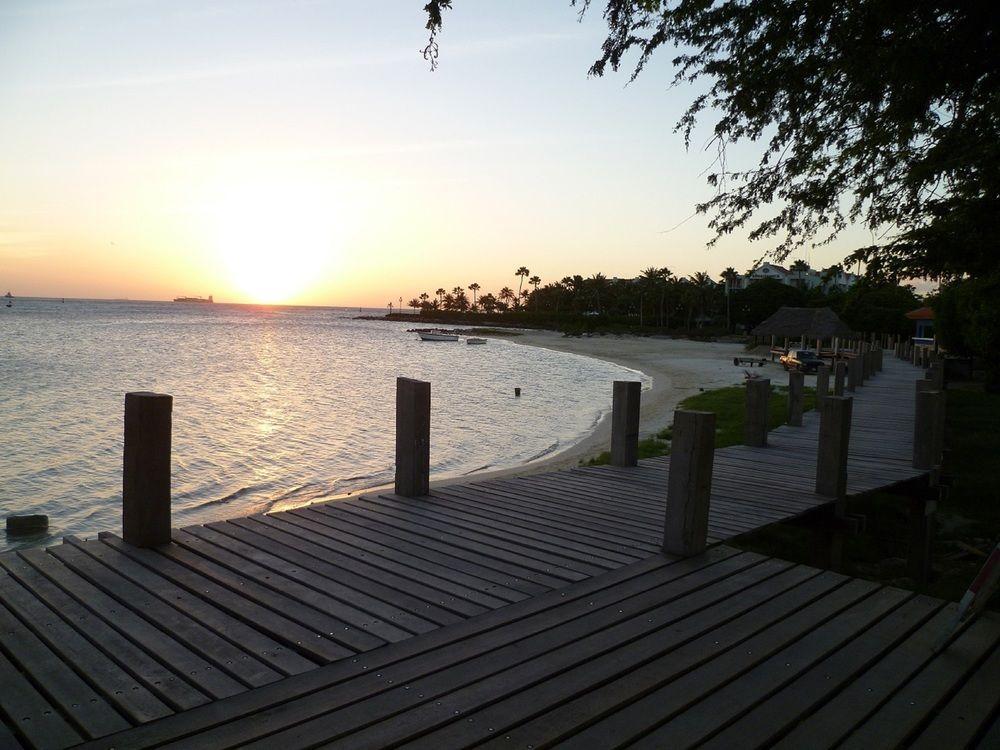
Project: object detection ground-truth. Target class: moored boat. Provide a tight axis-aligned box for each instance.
[466,337,487,345]
[417,330,459,342]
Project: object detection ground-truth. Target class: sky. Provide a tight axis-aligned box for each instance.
[0,0,877,306]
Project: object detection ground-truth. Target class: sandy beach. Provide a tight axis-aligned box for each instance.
[430,332,749,485]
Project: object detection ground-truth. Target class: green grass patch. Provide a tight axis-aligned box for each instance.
[584,384,816,465]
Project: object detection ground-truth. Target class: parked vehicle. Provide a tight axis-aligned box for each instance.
[779,349,823,373]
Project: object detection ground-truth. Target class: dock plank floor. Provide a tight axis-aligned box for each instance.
[4,355,988,748]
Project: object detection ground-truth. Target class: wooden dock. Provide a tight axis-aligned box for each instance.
[2,354,997,748]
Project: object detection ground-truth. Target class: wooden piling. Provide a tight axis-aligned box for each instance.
[123,391,173,547]
[743,378,770,447]
[787,370,804,427]
[847,356,861,392]
[834,360,846,396]
[913,389,942,470]
[395,377,431,497]
[663,410,716,556]
[816,396,853,504]
[610,380,642,467]
[815,364,829,407]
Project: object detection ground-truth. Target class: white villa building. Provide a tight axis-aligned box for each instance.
[729,262,858,292]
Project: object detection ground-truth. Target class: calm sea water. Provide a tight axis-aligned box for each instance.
[1,298,643,551]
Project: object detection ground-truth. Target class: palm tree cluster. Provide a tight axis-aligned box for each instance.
[408,266,728,328]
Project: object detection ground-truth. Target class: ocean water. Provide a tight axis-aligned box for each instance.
[1,299,644,551]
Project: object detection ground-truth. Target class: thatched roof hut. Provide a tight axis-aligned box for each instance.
[751,307,854,339]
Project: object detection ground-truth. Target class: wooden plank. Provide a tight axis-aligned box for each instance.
[97,534,350,665]
[229,556,792,749]
[558,578,880,749]
[909,630,1000,750]
[47,542,282,689]
[773,605,966,749]
[699,594,944,750]
[15,548,246,701]
[0,648,82,750]
[837,614,1000,749]
[277,507,540,598]
[75,552,733,749]
[256,509,529,604]
[67,537,315,678]
[395,567,841,750]
[184,522,456,632]
[364,494,617,574]
[305,504,566,590]
[0,551,208,713]
[0,598,129,739]
[0,570,172,726]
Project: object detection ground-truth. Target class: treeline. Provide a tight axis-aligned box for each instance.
[405,266,923,336]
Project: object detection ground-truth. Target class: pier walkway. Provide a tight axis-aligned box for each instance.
[2,355,998,748]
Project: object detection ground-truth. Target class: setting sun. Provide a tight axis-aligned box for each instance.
[211,181,341,303]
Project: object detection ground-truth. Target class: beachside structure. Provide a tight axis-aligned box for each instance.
[906,306,935,346]
[750,305,855,355]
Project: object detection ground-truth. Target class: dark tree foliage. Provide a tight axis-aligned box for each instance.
[424,1,1000,282]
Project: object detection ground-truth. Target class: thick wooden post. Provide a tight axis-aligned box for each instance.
[816,396,853,504]
[834,360,846,396]
[929,362,945,391]
[787,370,804,427]
[913,389,941,470]
[123,392,173,547]
[395,377,431,497]
[815,364,829,408]
[611,380,642,467]
[847,356,861,392]
[663,410,716,556]
[744,378,770,447]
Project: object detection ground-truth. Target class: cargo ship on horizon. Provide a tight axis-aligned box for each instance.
[173,294,213,303]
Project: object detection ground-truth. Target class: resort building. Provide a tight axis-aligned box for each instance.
[729,262,859,292]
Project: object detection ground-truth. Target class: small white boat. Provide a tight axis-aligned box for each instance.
[466,337,487,345]
[418,330,459,342]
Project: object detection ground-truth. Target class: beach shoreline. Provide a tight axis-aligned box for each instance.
[323,331,751,501]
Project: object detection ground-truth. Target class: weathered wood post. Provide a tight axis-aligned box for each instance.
[816,396,853,504]
[123,392,173,547]
[834,360,847,396]
[787,370,805,427]
[663,410,716,556]
[395,377,431,497]
[912,345,920,367]
[744,378,770,447]
[847,356,861,392]
[815,364,829,408]
[611,380,642,467]
[929,362,945,391]
[913,389,943,470]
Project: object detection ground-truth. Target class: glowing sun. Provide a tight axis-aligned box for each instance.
[213,182,340,303]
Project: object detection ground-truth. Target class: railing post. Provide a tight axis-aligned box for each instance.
[787,370,804,427]
[929,362,945,391]
[913,389,942,470]
[395,377,431,497]
[834,360,846,396]
[816,396,853,507]
[663,410,716,556]
[743,378,770,447]
[847,356,861,392]
[815,364,829,408]
[610,381,642,467]
[123,392,173,547]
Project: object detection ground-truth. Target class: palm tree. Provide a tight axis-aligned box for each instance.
[499,286,516,310]
[528,275,541,308]
[419,291,430,310]
[468,282,480,310]
[790,259,810,289]
[515,266,530,303]
[720,267,740,330]
[435,287,446,306]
